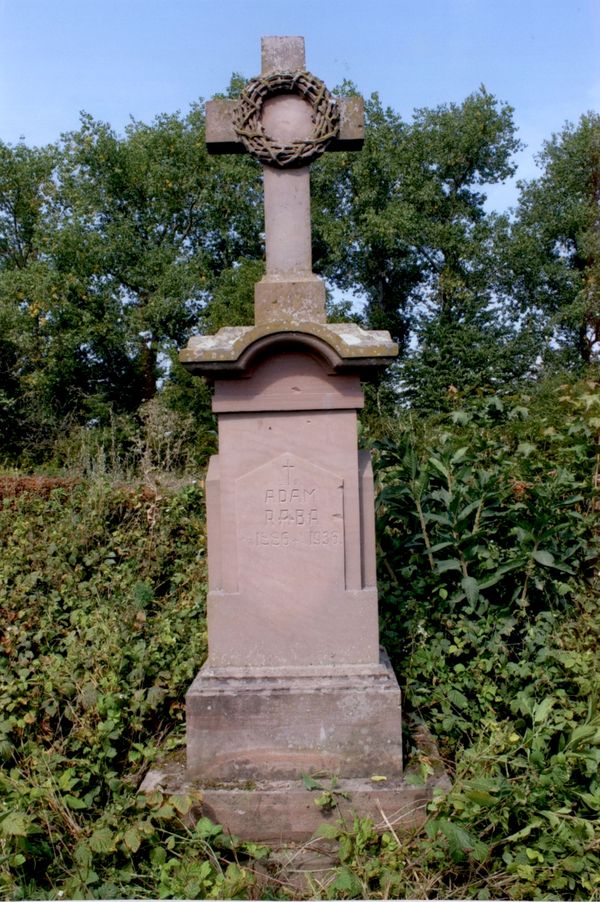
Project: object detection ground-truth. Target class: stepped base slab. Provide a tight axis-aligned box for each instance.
[186,653,403,780]
[141,725,449,843]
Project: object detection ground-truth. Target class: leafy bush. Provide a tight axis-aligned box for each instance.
[0,380,597,899]
[362,383,600,898]
[376,387,596,675]
[0,480,241,898]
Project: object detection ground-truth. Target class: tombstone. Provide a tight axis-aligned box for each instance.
[143,36,447,841]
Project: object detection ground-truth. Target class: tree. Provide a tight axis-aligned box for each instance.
[57,106,262,402]
[0,104,265,460]
[508,112,600,369]
[312,88,421,351]
[0,140,65,453]
[313,87,528,408]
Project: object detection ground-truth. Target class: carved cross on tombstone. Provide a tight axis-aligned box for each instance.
[205,36,364,324]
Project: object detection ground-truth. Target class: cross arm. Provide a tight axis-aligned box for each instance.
[205,95,365,155]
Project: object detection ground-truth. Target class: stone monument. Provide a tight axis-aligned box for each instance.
[143,36,447,841]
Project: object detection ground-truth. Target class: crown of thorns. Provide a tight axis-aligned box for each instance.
[233,70,340,168]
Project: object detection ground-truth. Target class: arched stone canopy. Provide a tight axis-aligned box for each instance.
[180,321,397,380]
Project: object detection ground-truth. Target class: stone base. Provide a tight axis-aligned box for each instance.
[186,651,403,780]
[254,274,326,323]
[140,726,449,843]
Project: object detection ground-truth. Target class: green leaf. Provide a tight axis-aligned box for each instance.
[314,791,335,810]
[242,841,270,860]
[436,559,463,574]
[450,447,469,465]
[74,841,93,868]
[123,826,141,853]
[156,803,175,819]
[533,696,555,723]
[465,789,499,806]
[429,540,454,553]
[532,549,556,567]
[146,685,167,708]
[171,794,193,815]
[150,845,166,866]
[425,512,453,526]
[438,819,478,860]
[194,817,222,839]
[331,866,363,896]
[531,550,574,573]
[451,411,472,425]
[478,559,525,588]
[315,823,339,840]
[457,498,483,521]
[504,817,542,842]
[405,771,425,787]
[461,576,479,604]
[89,826,115,854]
[65,794,88,810]
[301,773,322,791]
[517,442,536,457]
[448,689,470,710]
[0,811,29,836]
[429,457,451,480]
[58,769,78,791]
[567,724,599,747]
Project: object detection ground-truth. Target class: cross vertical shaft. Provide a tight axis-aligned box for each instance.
[261,37,312,278]
[263,167,312,276]
[256,37,325,321]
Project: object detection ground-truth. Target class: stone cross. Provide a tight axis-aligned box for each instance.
[141,36,448,844]
[205,36,364,323]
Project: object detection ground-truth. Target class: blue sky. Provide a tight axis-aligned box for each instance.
[1,0,598,210]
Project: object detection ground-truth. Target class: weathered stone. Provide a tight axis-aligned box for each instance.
[180,321,398,376]
[186,653,403,780]
[254,273,327,324]
[159,36,449,840]
[202,352,378,671]
[141,724,449,843]
[206,34,363,160]
[261,35,305,74]
[205,95,364,155]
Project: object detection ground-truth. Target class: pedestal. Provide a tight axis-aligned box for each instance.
[188,344,405,784]
[186,652,403,781]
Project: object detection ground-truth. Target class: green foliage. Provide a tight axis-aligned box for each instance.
[313,86,530,409]
[376,384,597,724]
[2,88,597,446]
[286,384,598,901]
[0,106,262,461]
[201,258,264,333]
[359,383,598,899]
[508,112,600,368]
[0,379,598,898]
[0,480,219,897]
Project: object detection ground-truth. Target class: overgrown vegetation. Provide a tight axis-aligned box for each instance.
[0,381,597,899]
[372,381,599,899]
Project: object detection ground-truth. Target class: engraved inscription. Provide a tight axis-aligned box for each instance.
[241,456,341,547]
[236,453,345,591]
